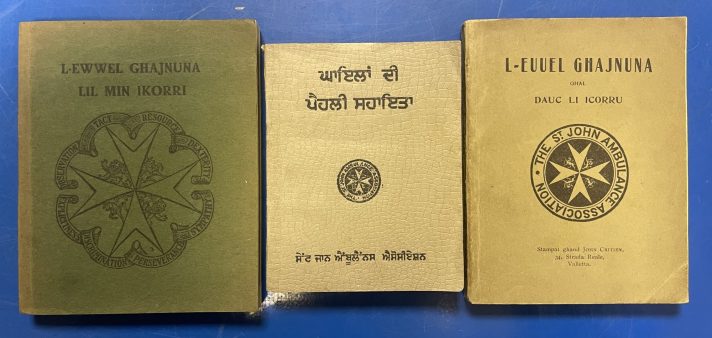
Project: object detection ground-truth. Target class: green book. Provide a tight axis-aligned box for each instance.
[18,20,261,314]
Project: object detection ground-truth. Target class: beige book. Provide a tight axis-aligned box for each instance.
[265,41,463,292]
[464,17,688,304]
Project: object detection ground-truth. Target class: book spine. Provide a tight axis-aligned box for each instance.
[462,23,481,303]
[17,22,34,313]
[254,20,264,310]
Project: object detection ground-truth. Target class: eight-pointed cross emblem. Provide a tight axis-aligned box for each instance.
[70,126,200,256]
[548,143,611,203]
[337,159,381,203]
[346,168,373,194]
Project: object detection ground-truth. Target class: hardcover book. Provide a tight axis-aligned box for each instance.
[265,41,463,292]
[463,17,688,304]
[18,20,261,314]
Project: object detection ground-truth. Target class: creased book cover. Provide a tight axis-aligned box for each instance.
[463,17,688,304]
[18,20,261,314]
[265,41,463,292]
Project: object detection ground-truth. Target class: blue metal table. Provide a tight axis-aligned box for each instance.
[0,1,710,337]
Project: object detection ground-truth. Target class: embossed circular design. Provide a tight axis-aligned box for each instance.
[530,124,628,222]
[54,111,214,268]
[337,159,381,203]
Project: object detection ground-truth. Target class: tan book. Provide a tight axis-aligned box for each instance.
[463,17,688,304]
[265,41,463,292]
[18,20,261,314]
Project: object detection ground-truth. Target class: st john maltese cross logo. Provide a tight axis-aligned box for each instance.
[337,159,381,203]
[548,143,611,204]
[55,112,214,268]
[531,124,629,222]
[347,168,372,195]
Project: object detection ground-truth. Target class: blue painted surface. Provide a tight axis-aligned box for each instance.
[0,0,710,337]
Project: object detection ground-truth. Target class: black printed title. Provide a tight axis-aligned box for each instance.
[305,65,415,111]
[504,57,653,73]
[60,62,200,97]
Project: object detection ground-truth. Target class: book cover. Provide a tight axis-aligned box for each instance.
[463,17,688,304]
[265,41,463,292]
[18,20,261,314]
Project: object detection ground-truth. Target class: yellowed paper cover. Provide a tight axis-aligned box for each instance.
[265,41,463,292]
[464,17,688,304]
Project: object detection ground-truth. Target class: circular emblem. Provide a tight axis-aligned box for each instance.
[54,111,213,268]
[337,159,381,203]
[531,124,628,222]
